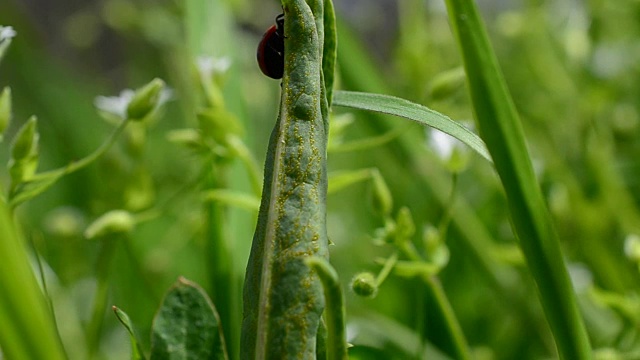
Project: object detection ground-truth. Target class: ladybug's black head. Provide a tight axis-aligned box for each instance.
[275,14,285,34]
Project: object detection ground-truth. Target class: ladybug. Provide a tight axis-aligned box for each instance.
[257,14,285,79]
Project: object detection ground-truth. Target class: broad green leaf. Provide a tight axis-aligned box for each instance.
[150,277,228,360]
[443,0,592,358]
[332,91,491,161]
[113,306,146,360]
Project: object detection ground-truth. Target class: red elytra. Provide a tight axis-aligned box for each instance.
[257,14,285,79]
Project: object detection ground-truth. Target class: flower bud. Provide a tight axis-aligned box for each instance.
[0,87,11,138]
[11,116,38,161]
[394,206,415,244]
[84,210,134,239]
[8,116,39,184]
[350,272,378,298]
[126,78,165,120]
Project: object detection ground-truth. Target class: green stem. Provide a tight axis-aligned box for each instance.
[204,163,238,360]
[437,172,458,240]
[375,251,398,286]
[35,118,131,180]
[305,257,348,360]
[87,237,119,357]
[398,242,471,360]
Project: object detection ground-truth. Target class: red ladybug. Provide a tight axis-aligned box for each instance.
[257,14,285,79]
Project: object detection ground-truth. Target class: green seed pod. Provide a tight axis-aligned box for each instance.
[126,78,165,120]
[350,272,378,298]
[0,87,11,139]
[84,210,134,239]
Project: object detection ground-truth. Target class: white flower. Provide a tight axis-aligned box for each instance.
[426,122,474,173]
[94,88,173,120]
[0,26,17,42]
[428,129,460,161]
[196,56,232,79]
[94,89,135,119]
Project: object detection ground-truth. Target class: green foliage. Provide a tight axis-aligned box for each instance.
[1,0,640,359]
[241,0,330,357]
[444,0,591,358]
[150,278,228,360]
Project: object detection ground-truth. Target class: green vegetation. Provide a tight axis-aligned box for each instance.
[1,0,640,359]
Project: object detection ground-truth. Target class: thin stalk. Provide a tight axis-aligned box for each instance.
[398,242,470,360]
[204,162,238,359]
[86,238,119,357]
[35,118,130,180]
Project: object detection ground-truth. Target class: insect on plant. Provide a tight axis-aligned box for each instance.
[256,13,285,79]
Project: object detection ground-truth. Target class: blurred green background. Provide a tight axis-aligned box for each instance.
[1,0,640,359]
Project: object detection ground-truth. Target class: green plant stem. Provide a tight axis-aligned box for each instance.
[376,251,398,286]
[36,118,130,180]
[305,257,348,360]
[227,135,262,197]
[204,163,237,359]
[8,117,132,209]
[398,242,470,360]
[87,237,119,357]
[437,172,458,240]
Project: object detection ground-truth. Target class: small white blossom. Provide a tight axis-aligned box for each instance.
[428,129,459,160]
[0,26,17,42]
[94,88,172,120]
[94,89,135,119]
[196,56,232,79]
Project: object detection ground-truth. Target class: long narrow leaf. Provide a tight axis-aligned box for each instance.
[0,193,67,360]
[443,0,592,358]
[332,90,491,162]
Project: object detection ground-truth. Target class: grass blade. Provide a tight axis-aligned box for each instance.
[443,0,592,358]
[332,90,491,162]
[0,192,67,360]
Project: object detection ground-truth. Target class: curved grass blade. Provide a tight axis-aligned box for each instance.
[0,188,67,360]
[332,90,491,162]
[443,0,592,358]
